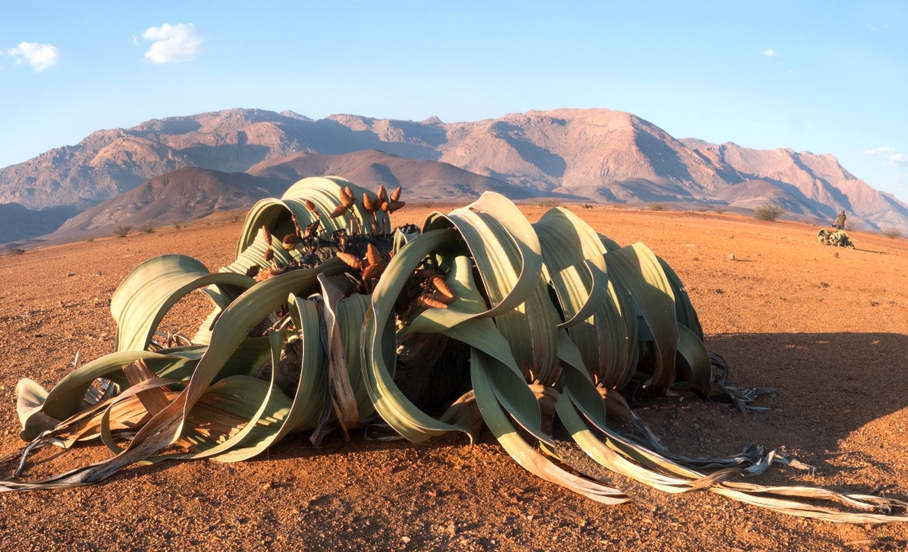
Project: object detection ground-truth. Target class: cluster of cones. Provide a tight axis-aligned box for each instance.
[249,185,408,282]
[336,243,387,285]
[325,185,405,235]
[411,268,455,310]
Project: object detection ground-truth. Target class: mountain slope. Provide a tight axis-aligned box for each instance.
[246,149,530,201]
[43,150,523,242]
[51,167,282,237]
[0,203,79,245]
[2,107,906,231]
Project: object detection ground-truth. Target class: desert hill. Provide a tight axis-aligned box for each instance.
[47,167,285,241]
[0,203,79,245]
[246,149,530,201]
[2,107,906,232]
[34,150,525,244]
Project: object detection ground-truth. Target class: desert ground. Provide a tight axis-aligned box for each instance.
[1,204,907,551]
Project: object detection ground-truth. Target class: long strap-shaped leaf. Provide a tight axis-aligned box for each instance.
[3,259,349,490]
[405,256,554,446]
[236,176,388,257]
[534,208,634,386]
[470,349,629,505]
[366,228,554,445]
[362,229,471,442]
[190,295,328,463]
[604,243,678,393]
[111,254,254,352]
[658,256,704,340]
[18,351,200,438]
[425,192,561,384]
[554,355,908,523]
[319,273,361,436]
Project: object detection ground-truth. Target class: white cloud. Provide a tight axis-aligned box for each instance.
[867,147,908,166]
[142,23,206,64]
[6,42,59,72]
[763,49,776,57]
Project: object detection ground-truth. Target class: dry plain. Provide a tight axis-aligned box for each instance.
[1,204,907,551]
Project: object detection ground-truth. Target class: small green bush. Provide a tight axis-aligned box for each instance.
[113,225,132,238]
[6,248,25,256]
[139,220,155,234]
[536,199,560,208]
[753,204,785,221]
[646,203,665,211]
[714,207,727,214]
[580,203,594,209]
[171,220,182,230]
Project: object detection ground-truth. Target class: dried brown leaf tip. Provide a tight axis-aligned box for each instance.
[416,294,450,309]
[305,199,317,213]
[388,200,406,213]
[336,252,364,271]
[264,248,274,262]
[390,186,402,202]
[254,267,277,282]
[330,204,349,218]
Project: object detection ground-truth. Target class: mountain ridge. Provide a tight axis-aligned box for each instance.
[2,107,905,233]
[35,149,529,245]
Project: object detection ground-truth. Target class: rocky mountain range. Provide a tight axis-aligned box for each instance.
[2,107,907,244]
[45,150,527,242]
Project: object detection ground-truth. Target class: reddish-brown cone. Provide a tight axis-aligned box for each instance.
[330,204,349,218]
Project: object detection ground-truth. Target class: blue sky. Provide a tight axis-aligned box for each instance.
[2,1,906,201]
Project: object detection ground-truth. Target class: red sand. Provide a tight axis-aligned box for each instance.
[1,206,906,551]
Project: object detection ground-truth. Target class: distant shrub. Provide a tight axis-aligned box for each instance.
[753,204,785,221]
[580,203,594,209]
[714,207,727,214]
[171,220,182,230]
[113,225,132,238]
[646,203,665,211]
[882,227,903,240]
[139,220,155,234]
[536,199,560,208]
[6,248,25,256]
[86,238,94,243]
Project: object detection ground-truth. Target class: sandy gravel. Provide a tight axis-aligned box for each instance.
[1,205,907,551]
